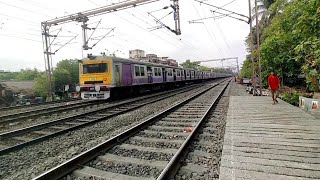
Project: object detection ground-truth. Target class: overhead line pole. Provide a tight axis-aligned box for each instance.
[248,0,256,96]
[254,0,263,96]
[195,57,239,75]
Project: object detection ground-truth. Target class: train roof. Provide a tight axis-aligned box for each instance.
[82,55,205,72]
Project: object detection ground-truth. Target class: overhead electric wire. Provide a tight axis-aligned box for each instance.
[200,4,229,57]
[128,8,205,59]
[0,33,41,42]
[192,1,225,57]
[0,13,39,25]
[195,0,249,19]
[85,0,206,60]
[86,0,202,59]
[0,1,52,18]
[214,19,233,55]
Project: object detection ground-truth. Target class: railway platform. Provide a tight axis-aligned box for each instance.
[219,96,320,180]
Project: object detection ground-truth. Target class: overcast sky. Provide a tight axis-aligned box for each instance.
[0,0,251,71]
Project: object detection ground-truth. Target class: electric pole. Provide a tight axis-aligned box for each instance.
[248,0,256,95]
[255,0,263,96]
[42,24,53,101]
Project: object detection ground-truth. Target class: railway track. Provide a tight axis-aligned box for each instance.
[175,91,229,179]
[0,99,101,125]
[0,82,215,155]
[0,98,81,112]
[33,79,230,180]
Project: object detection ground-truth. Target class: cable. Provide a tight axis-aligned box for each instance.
[192,1,225,57]
[0,1,52,18]
[86,0,206,60]
[126,9,205,59]
[200,4,230,57]
[0,33,41,42]
[0,13,39,25]
[214,19,233,55]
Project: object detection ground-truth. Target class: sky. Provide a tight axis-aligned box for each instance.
[0,0,251,71]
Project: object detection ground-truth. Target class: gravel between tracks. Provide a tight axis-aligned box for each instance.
[0,84,216,179]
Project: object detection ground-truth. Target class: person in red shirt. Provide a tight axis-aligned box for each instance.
[268,71,280,104]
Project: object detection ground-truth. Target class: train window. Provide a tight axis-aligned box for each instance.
[181,71,184,76]
[186,70,190,76]
[83,63,107,74]
[152,67,161,76]
[135,66,140,76]
[191,71,194,77]
[140,66,145,76]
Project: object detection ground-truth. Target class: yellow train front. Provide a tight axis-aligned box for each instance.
[77,57,113,99]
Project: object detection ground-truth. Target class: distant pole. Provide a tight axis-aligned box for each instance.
[42,24,53,101]
[255,0,263,95]
[248,0,256,95]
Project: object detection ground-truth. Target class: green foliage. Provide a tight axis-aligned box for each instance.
[240,57,253,78]
[33,74,49,97]
[281,91,302,106]
[53,59,79,91]
[260,0,320,90]
[0,72,19,80]
[180,59,211,71]
[15,68,40,80]
[180,60,201,69]
[0,68,40,81]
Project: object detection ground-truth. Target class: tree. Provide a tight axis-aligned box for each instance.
[261,0,320,90]
[15,68,40,80]
[55,59,79,83]
[240,57,253,78]
[0,72,19,80]
[180,60,213,71]
[33,74,49,97]
[53,68,72,92]
[180,60,200,69]
[53,59,79,92]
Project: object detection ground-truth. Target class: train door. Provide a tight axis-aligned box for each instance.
[147,66,153,83]
[114,64,121,86]
[122,64,132,85]
[162,68,167,82]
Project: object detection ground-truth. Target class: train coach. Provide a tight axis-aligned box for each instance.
[76,55,231,99]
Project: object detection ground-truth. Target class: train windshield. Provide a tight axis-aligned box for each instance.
[83,63,108,74]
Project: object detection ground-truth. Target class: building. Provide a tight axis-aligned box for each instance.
[128,50,178,67]
[129,49,145,59]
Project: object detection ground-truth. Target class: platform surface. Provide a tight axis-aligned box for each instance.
[219,96,320,180]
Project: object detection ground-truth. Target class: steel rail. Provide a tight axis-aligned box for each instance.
[32,80,227,180]
[0,99,102,124]
[157,80,230,179]
[0,83,207,155]
[0,98,81,112]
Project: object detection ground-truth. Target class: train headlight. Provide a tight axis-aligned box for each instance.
[76,86,81,92]
[95,85,100,92]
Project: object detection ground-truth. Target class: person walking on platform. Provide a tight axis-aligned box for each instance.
[268,71,280,105]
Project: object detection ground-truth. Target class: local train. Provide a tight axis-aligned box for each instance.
[76,55,232,99]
